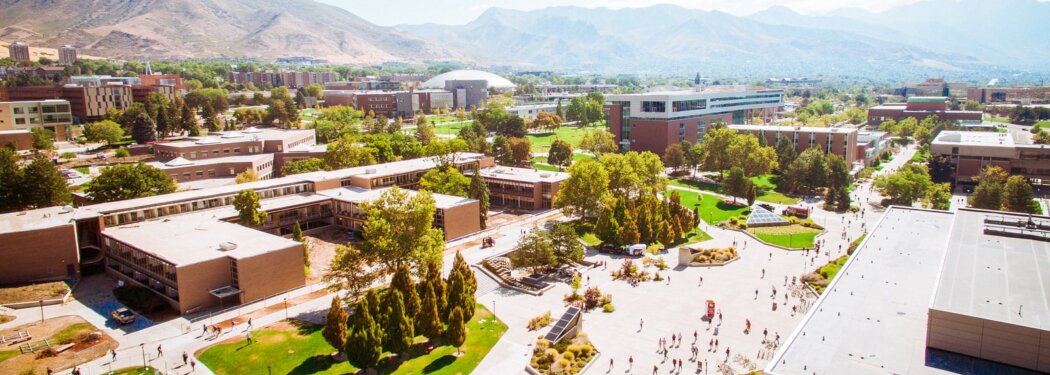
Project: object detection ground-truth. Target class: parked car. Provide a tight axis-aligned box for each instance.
[598,243,619,254]
[111,307,136,324]
[758,203,775,212]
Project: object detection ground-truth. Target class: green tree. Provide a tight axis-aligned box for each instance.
[446,307,467,355]
[618,207,641,245]
[235,169,259,184]
[1002,175,1036,213]
[550,222,585,264]
[346,296,382,371]
[30,127,54,151]
[390,264,421,324]
[382,290,414,354]
[746,183,758,206]
[83,120,124,146]
[20,157,70,208]
[467,167,490,229]
[419,166,470,196]
[547,139,573,168]
[722,167,750,203]
[925,182,952,210]
[322,296,348,355]
[874,164,932,205]
[728,134,777,176]
[508,137,532,167]
[416,277,444,341]
[324,136,377,169]
[594,200,620,245]
[492,135,513,165]
[360,187,445,274]
[964,100,982,111]
[509,228,555,272]
[578,129,618,155]
[130,111,157,144]
[698,127,736,177]
[324,244,380,301]
[662,143,686,173]
[416,114,435,145]
[969,179,1004,210]
[0,148,22,212]
[424,260,446,319]
[281,158,326,176]
[554,159,610,220]
[85,163,176,202]
[825,153,851,192]
[775,136,797,174]
[180,100,200,136]
[233,189,266,226]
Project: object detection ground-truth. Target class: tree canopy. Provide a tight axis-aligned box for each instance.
[85,163,176,202]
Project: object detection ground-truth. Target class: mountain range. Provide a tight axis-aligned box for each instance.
[1,0,1049,78]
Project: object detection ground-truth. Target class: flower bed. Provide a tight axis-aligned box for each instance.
[529,334,598,375]
[688,246,738,265]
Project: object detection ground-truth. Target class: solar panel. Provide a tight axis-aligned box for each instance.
[544,306,582,342]
[746,206,789,226]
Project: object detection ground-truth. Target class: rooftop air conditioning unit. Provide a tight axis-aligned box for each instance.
[364,168,376,174]
[219,242,238,251]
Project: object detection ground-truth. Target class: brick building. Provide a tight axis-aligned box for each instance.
[0,99,75,140]
[729,125,859,166]
[867,96,982,125]
[605,88,783,153]
[8,41,30,62]
[929,131,1050,185]
[0,206,81,284]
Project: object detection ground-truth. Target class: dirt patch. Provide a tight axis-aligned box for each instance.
[303,227,354,284]
[0,316,117,375]
[0,281,70,305]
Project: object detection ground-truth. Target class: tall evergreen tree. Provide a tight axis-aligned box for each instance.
[364,288,385,330]
[382,290,414,354]
[446,307,467,355]
[425,260,446,320]
[346,296,382,371]
[20,157,71,208]
[322,296,348,355]
[417,279,444,341]
[391,264,421,321]
[467,166,490,228]
[0,148,24,213]
[617,208,641,245]
[131,112,157,144]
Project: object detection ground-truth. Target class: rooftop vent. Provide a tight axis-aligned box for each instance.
[364,168,376,175]
[539,173,551,178]
[219,242,238,251]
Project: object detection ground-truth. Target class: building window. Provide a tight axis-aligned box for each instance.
[641,101,666,113]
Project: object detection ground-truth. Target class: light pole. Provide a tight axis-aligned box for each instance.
[140,343,146,367]
[39,300,44,322]
[284,297,289,319]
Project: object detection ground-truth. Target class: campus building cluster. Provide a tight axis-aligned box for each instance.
[889,78,1050,105]
[0,153,567,314]
[227,70,338,89]
[150,127,316,183]
[603,87,784,153]
[930,130,1050,185]
[768,207,1050,374]
[323,70,515,119]
[867,96,982,125]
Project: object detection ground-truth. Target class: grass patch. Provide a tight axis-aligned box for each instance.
[199,304,504,375]
[669,189,750,225]
[532,163,560,172]
[431,120,473,136]
[1035,120,1050,130]
[911,148,931,162]
[73,166,90,175]
[987,117,1010,124]
[669,176,800,205]
[573,221,601,247]
[526,124,604,153]
[0,350,18,364]
[748,225,821,249]
[51,322,95,345]
[111,366,159,375]
[819,256,850,282]
[0,281,69,304]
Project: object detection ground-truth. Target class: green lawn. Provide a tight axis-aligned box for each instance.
[911,148,931,162]
[747,225,821,249]
[669,189,750,225]
[112,367,159,375]
[669,175,800,205]
[199,304,505,375]
[526,124,604,153]
[432,120,473,136]
[987,117,1011,124]
[0,350,18,364]
[532,163,560,172]
[1035,120,1050,130]
[73,166,90,175]
[51,322,95,344]
[573,221,601,246]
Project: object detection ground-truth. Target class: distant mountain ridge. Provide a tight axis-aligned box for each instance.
[1,0,1048,77]
[0,0,462,64]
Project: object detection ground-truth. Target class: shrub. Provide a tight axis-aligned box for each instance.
[561,351,575,362]
[114,148,130,157]
[60,151,77,159]
[528,311,552,331]
[787,216,800,224]
[583,287,604,310]
[602,303,615,313]
[654,257,668,270]
[653,272,664,281]
[737,222,748,229]
[728,217,738,225]
[600,294,612,306]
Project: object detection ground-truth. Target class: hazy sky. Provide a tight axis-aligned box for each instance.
[318,0,929,26]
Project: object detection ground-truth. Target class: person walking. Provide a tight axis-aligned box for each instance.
[111,349,117,361]
[157,344,163,358]
[191,359,196,372]
[628,355,633,369]
[246,331,253,344]
[247,318,253,329]
[609,357,614,371]
[183,351,189,365]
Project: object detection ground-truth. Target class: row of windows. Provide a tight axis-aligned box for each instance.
[709,99,781,109]
[709,94,782,102]
[641,101,666,113]
[672,99,707,112]
[101,183,312,226]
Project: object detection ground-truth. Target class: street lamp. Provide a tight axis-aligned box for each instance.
[284,297,289,319]
[140,343,146,367]
[39,300,44,322]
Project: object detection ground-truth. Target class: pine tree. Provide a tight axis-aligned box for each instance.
[445,270,465,324]
[346,296,382,370]
[467,167,490,228]
[417,279,443,341]
[293,221,304,241]
[425,260,446,320]
[594,204,619,245]
[618,208,641,246]
[155,105,170,138]
[364,288,385,330]
[382,290,414,354]
[391,264,421,320]
[658,218,674,247]
[446,307,467,355]
[322,296,348,355]
[453,251,477,296]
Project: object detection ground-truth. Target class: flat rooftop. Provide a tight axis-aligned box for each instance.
[608,86,781,98]
[474,166,569,183]
[932,131,1016,148]
[75,177,309,218]
[155,128,313,148]
[102,214,300,266]
[318,186,476,209]
[729,124,858,134]
[148,154,273,169]
[293,153,486,182]
[0,206,76,233]
[767,207,957,375]
[932,209,1050,331]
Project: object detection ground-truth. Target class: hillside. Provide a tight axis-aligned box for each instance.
[0,0,463,64]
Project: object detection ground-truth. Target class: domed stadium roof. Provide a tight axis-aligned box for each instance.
[420,70,516,90]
